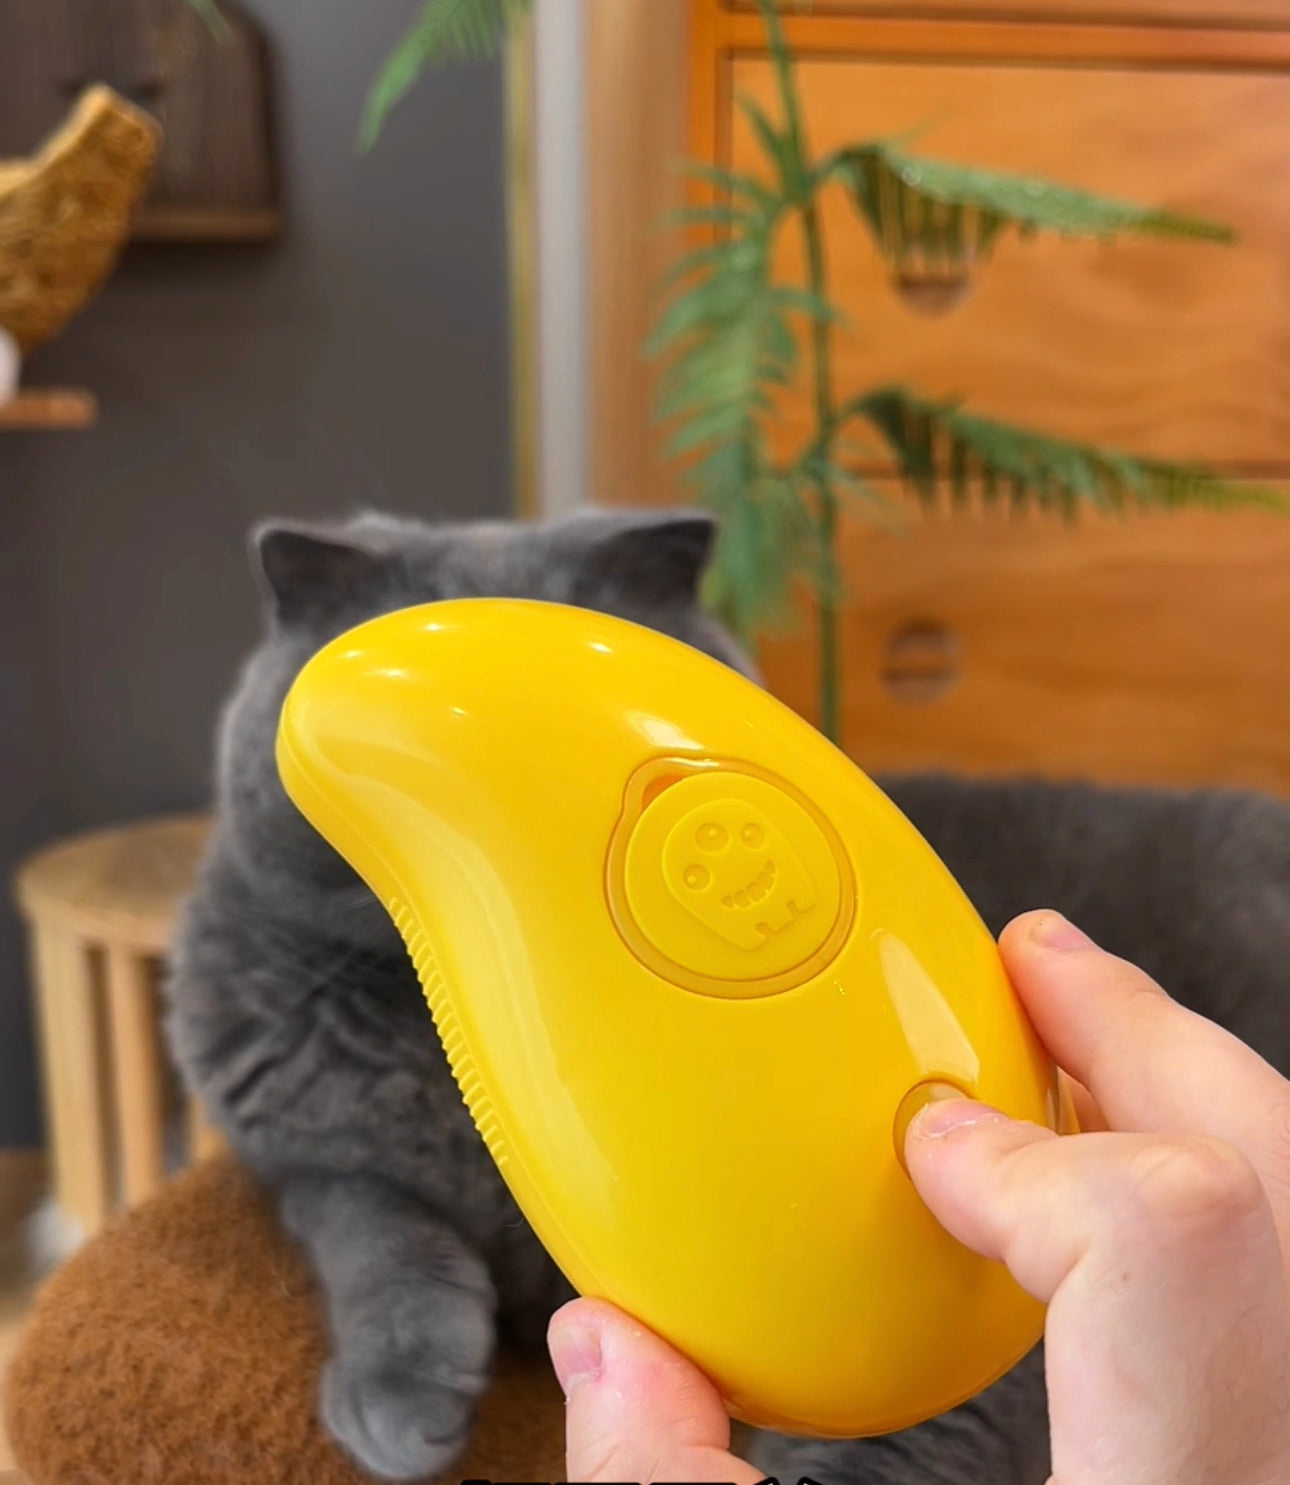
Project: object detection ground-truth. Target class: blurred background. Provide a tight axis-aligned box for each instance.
[0,0,1288,1347]
[0,0,514,1152]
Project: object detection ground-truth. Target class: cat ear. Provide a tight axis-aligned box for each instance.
[252,522,386,625]
[587,509,718,603]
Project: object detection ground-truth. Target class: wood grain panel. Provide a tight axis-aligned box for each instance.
[593,3,1290,792]
[729,58,1290,469]
[588,0,690,509]
[758,501,1290,792]
[721,12,1290,66]
[727,1,1290,26]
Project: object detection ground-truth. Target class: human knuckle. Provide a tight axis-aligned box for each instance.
[571,1432,640,1484]
[1127,1137,1267,1236]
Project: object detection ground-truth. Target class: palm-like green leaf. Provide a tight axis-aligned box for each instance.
[848,387,1286,516]
[649,193,852,635]
[182,0,231,41]
[796,448,898,526]
[361,0,532,149]
[650,202,786,455]
[736,95,800,198]
[834,141,1232,278]
[676,162,780,214]
[699,455,824,641]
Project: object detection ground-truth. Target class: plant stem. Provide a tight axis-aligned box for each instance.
[756,0,843,746]
[802,202,841,746]
[757,0,806,194]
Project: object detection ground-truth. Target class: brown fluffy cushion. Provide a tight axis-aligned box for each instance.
[5,1156,567,1485]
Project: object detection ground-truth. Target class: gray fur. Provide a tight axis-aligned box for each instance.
[166,506,1290,1484]
[166,506,753,1480]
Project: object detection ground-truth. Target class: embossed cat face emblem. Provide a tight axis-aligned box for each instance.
[662,798,818,951]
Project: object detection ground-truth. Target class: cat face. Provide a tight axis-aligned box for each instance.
[214,506,756,945]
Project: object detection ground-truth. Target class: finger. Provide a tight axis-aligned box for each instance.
[548,1299,765,1485]
[1001,911,1290,1230]
[906,1101,1290,1485]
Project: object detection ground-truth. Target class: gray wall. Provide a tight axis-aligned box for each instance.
[0,2,512,1145]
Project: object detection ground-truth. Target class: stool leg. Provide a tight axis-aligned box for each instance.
[105,945,168,1206]
[188,1095,225,1163]
[29,924,112,1237]
[28,922,74,1230]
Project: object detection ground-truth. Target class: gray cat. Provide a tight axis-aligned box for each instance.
[166,505,1290,1485]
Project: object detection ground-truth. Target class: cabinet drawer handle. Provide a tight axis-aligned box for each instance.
[882,620,961,704]
[894,268,973,315]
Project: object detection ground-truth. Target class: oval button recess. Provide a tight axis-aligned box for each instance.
[611,762,856,998]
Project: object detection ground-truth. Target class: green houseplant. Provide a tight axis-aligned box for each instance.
[639,1,1278,747]
[196,0,1282,749]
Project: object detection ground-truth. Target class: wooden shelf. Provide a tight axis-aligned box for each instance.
[0,389,98,431]
[132,206,282,243]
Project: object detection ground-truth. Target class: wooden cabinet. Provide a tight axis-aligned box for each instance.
[758,505,1290,794]
[727,59,1290,470]
[589,1,1290,792]
[729,1,1290,22]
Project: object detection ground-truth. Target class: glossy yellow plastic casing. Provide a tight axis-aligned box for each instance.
[276,599,1063,1439]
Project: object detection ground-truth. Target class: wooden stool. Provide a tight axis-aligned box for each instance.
[13,815,217,1238]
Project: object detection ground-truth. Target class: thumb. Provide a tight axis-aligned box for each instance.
[548,1298,765,1485]
[904,1097,1290,1485]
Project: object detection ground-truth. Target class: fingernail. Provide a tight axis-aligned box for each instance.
[910,1098,1008,1140]
[548,1320,603,1396]
[1032,912,1094,952]
[893,1081,969,1172]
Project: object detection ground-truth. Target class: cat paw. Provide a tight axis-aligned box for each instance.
[321,1292,495,1481]
[323,1359,484,1481]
